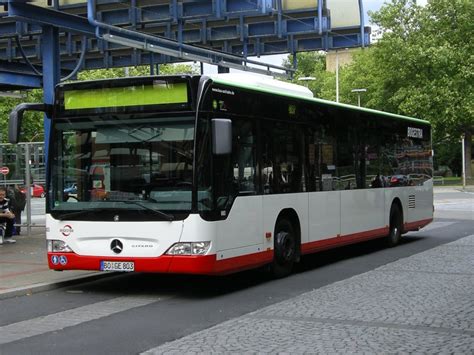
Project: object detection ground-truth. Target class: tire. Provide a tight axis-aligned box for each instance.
[387,204,403,247]
[271,218,297,278]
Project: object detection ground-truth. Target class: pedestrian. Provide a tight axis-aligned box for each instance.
[0,186,16,244]
[8,184,26,235]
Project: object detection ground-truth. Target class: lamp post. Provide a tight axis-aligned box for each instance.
[461,134,466,190]
[336,50,339,102]
[351,88,367,107]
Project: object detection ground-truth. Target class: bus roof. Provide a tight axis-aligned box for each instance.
[209,73,314,99]
[211,74,430,125]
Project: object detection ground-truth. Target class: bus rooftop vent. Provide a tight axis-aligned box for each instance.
[212,73,314,99]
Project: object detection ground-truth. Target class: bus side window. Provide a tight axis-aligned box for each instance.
[262,120,303,194]
[232,119,256,194]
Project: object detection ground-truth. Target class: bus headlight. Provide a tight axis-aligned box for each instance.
[48,240,73,253]
[166,242,211,256]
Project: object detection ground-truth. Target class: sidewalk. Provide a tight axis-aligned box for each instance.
[0,229,101,299]
[435,185,474,193]
[145,234,474,354]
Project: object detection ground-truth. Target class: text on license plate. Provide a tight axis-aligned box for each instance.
[100,261,135,272]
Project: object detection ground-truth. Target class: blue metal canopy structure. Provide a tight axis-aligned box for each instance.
[0,0,370,161]
[0,0,370,88]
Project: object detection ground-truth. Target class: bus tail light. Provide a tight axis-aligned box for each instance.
[48,240,73,253]
[166,242,211,256]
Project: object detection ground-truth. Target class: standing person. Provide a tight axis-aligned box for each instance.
[0,186,16,244]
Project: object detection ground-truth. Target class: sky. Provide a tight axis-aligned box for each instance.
[364,0,387,19]
[364,0,427,19]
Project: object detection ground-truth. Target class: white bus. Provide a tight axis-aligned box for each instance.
[9,74,433,277]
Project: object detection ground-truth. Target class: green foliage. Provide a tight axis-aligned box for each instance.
[0,89,44,143]
[368,0,474,138]
[433,139,461,176]
[77,63,199,81]
[285,52,333,98]
[370,0,473,174]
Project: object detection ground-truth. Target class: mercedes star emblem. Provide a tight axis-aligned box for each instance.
[110,239,123,254]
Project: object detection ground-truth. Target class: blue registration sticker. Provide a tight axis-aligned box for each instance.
[51,255,59,265]
[59,255,68,265]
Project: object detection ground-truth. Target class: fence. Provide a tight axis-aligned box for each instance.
[0,142,46,236]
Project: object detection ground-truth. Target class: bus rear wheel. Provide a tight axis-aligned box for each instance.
[271,219,297,278]
[387,204,403,247]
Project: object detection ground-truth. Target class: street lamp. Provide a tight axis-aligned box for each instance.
[351,88,367,107]
[297,77,316,93]
[297,77,316,88]
[461,134,466,190]
[297,77,316,81]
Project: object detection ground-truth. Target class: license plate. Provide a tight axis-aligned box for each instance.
[100,261,135,272]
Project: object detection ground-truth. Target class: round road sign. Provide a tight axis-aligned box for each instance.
[0,166,9,175]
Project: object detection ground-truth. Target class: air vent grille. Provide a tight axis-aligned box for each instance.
[408,195,416,209]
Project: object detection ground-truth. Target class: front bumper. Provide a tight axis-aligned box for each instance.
[47,249,273,275]
[48,252,217,275]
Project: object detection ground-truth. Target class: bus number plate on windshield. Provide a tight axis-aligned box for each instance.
[100,261,134,272]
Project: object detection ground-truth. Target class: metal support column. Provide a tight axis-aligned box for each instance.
[358,0,365,47]
[24,143,31,236]
[317,0,322,35]
[41,26,60,165]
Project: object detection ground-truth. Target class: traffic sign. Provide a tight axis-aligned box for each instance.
[0,166,9,175]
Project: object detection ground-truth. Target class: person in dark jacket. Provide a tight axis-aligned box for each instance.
[8,185,26,235]
[0,186,16,244]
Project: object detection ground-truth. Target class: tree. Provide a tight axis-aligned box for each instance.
[369,0,474,178]
[77,63,199,81]
[0,89,44,143]
[305,0,473,178]
[284,51,331,98]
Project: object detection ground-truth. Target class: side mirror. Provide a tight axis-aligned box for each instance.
[212,118,232,155]
[9,103,50,144]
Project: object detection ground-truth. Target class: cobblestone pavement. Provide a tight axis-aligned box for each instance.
[143,235,474,354]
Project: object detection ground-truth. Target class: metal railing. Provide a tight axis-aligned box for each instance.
[0,142,46,236]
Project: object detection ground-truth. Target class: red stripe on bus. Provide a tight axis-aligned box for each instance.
[213,250,273,275]
[404,218,433,232]
[301,227,389,254]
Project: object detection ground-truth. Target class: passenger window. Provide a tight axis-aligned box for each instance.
[232,119,256,194]
[262,120,304,194]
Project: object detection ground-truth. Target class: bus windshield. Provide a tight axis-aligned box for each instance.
[50,115,195,219]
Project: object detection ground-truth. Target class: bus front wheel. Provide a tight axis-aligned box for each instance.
[271,219,297,278]
[387,204,403,247]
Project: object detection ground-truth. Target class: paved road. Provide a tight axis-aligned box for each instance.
[0,188,472,354]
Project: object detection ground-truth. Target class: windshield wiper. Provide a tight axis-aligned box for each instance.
[56,209,108,221]
[122,200,175,221]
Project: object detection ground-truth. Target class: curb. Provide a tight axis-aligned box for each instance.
[0,272,119,300]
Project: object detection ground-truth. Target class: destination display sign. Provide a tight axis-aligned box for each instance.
[63,82,188,110]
